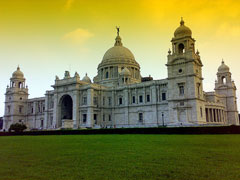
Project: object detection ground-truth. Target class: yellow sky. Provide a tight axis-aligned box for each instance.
[0,0,240,115]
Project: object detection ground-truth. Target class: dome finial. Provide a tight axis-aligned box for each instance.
[116,26,120,36]
[222,58,224,64]
[114,26,123,46]
[180,17,184,26]
[17,65,20,70]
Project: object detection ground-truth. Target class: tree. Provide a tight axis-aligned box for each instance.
[9,123,27,132]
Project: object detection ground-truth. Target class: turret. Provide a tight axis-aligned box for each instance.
[167,18,205,125]
[215,60,239,125]
[118,67,131,85]
[3,66,29,130]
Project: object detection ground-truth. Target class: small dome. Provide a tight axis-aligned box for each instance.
[174,18,192,38]
[120,67,131,76]
[12,66,24,78]
[82,73,91,83]
[218,60,229,72]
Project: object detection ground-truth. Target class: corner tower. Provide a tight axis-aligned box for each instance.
[215,60,239,125]
[166,18,205,125]
[3,66,29,130]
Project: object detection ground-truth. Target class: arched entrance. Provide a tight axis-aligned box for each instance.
[59,95,73,128]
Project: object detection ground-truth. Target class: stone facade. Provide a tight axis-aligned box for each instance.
[2,19,239,131]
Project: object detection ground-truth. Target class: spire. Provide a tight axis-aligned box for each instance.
[114,26,123,46]
[180,17,184,26]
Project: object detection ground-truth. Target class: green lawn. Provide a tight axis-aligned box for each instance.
[0,135,239,180]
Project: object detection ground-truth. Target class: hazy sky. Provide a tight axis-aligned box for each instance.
[1,0,240,116]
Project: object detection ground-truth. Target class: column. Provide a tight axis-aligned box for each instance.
[205,108,208,122]
[73,90,79,129]
[222,110,226,124]
[209,109,211,122]
[206,108,209,122]
[210,108,213,122]
[219,109,221,122]
[208,108,211,123]
[214,109,217,122]
[219,110,222,122]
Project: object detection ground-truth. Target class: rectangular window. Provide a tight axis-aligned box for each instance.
[103,114,105,121]
[108,97,112,106]
[132,96,135,103]
[103,97,105,106]
[109,115,111,121]
[179,85,184,95]
[83,97,87,105]
[139,113,143,122]
[83,114,87,123]
[200,107,203,117]
[139,95,143,103]
[94,114,97,124]
[41,119,44,128]
[146,94,150,102]
[19,106,22,113]
[162,93,166,101]
[51,101,54,108]
[119,97,123,105]
[93,97,98,105]
[50,116,53,125]
[8,106,11,113]
[180,101,184,106]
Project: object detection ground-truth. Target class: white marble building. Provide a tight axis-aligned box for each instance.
[3,19,239,130]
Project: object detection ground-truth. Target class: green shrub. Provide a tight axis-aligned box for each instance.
[9,123,27,132]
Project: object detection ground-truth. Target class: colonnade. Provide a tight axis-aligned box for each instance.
[99,66,139,80]
[205,108,226,123]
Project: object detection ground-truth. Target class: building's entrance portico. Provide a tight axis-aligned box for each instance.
[60,94,73,129]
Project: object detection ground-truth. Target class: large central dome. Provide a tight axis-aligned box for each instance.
[102,46,135,64]
[95,30,141,86]
[99,35,139,67]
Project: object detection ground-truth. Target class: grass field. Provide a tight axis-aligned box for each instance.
[0,135,239,180]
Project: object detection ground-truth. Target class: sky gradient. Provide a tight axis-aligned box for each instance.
[1,0,240,116]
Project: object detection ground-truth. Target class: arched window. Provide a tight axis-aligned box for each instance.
[119,97,123,105]
[101,69,104,79]
[222,77,226,84]
[106,71,109,79]
[18,82,22,88]
[178,43,185,54]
